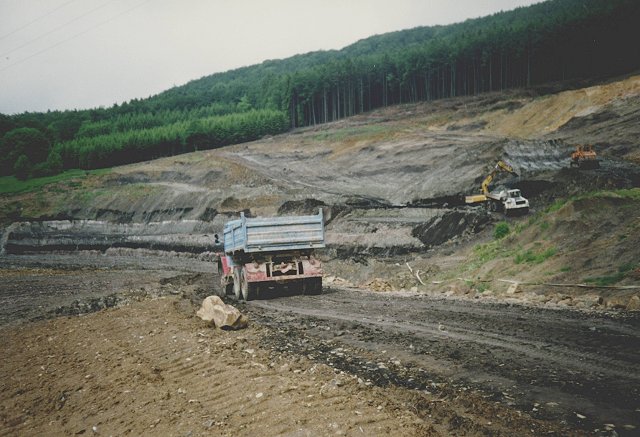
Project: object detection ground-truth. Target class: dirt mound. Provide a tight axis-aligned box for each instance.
[277,198,327,215]
[423,189,640,309]
[483,74,640,139]
[412,210,491,248]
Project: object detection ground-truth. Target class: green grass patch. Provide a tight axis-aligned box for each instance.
[472,240,514,264]
[514,246,557,264]
[475,282,489,293]
[582,263,635,286]
[310,125,389,142]
[546,199,567,213]
[585,272,626,286]
[494,221,510,239]
[0,168,110,195]
[576,188,640,201]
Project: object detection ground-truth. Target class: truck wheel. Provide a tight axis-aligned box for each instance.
[240,269,249,301]
[240,269,258,301]
[303,277,322,295]
[219,274,232,297]
[233,268,242,301]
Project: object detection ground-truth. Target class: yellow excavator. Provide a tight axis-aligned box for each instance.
[465,160,530,215]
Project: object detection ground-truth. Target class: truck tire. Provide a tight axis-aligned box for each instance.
[303,277,322,295]
[240,268,249,301]
[218,274,232,297]
[240,269,258,301]
[233,268,242,301]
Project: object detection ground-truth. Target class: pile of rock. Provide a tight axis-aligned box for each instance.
[196,296,248,330]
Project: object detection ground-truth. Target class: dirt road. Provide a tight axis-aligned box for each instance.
[247,289,640,434]
[1,254,638,435]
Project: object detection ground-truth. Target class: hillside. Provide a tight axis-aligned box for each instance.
[2,73,639,309]
[2,0,640,183]
[2,71,640,437]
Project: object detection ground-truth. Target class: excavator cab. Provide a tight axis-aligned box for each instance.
[570,144,599,169]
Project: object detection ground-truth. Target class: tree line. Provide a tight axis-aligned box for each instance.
[1,0,638,179]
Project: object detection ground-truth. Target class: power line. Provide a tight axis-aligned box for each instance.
[0,0,118,59]
[0,0,80,41]
[0,0,153,74]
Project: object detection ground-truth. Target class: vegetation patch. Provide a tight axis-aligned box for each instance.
[514,246,557,265]
[472,240,512,264]
[546,199,567,213]
[493,221,510,239]
[311,125,390,143]
[585,263,636,286]
[580,188,640,201]
[0,169,110,195]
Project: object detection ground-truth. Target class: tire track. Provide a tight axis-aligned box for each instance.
[248,288,640,432]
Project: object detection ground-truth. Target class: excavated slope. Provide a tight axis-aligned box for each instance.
[2,74,640,259]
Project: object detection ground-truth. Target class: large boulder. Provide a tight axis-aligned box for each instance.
[196,296,248,330]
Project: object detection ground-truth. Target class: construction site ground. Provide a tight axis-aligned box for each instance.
[2,73,640,436]
[1,254,639,436]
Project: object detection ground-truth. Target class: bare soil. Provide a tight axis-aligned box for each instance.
[1,255,638,436]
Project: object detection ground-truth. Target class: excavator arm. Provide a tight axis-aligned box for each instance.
[480,160,517,195]
[466,160,518,203]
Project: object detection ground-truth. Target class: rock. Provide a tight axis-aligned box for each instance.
[573,293,602,308]
[605,295,630,309]
[366,278,394,292]
[196,296,248,330]
[558,297,574,306]
[626,295,640,311]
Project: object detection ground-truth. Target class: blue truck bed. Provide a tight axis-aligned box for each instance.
[223,209,325,255]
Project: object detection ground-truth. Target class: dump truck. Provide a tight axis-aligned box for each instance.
[465,160,530,215]
[217,209,325,301]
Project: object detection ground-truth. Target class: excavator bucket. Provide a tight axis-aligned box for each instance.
[465,194,488,204]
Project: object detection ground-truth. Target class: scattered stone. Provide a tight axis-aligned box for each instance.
[605,295,630,309]
[196,296,248,330]
[626,295,640,311]
[255,392,263,399]
[366,278,394,292]
[575,413,586,419]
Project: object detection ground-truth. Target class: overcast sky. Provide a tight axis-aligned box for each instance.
[0,0,541,115]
